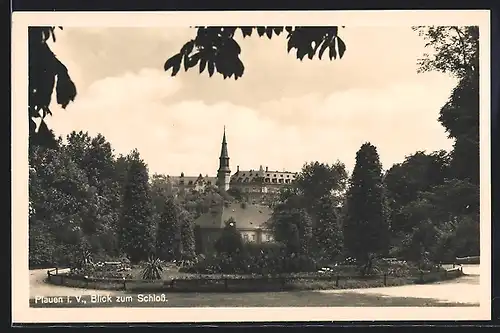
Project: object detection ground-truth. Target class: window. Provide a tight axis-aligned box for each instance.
[279,179,283,183]
[243,234,249,242]
[273,174,277,177]
[188,181,193,185]
[265,178,270,183]
[272,179,277,183]
[285,179,290,184]
[287,175,290,178]
[267,174,270,176]
[280,174,283,177]
[251,234,256,242]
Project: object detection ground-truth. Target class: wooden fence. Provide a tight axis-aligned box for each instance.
[46,266,464,293]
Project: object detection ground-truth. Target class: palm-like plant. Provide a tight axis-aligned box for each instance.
[141,256,164,280]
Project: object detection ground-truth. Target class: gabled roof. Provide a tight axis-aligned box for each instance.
[194,202,272,230]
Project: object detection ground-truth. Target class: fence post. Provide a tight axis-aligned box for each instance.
[123,279,127,291]
[56,267,58,275]
[383,274,387,286]
[419,270,424,283]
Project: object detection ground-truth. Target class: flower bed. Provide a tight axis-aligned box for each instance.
[46,265,464,293]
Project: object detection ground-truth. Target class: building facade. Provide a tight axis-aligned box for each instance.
[165,128,297,197]
[163,128,295,253]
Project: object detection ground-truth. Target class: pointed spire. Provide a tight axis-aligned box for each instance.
[220,126,228,158]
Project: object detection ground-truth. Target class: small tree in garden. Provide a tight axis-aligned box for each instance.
[156,196,182,261]
[141,255,164,280]
[180,209,196,261]
[214,217,244,256]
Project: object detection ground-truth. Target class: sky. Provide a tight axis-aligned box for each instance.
[45,26,458,177]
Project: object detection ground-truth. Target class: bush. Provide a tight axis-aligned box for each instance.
[185,243,319,275]
[141,256,164,280]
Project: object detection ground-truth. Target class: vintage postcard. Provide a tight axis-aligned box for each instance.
[12,10,491,324]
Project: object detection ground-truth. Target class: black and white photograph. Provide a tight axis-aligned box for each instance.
[12,10,490,323]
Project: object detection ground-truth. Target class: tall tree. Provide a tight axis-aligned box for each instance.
[413,26,479,186]
[312,196,343,263]
[179,209,196,260]
[28,142,93,267]
[156,196,182,261]
[384,150,450,234]
[343,143,390,274]
[119,149,153,263]
[294,161,348,208]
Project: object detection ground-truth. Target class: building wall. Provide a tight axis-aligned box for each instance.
[196,228,275,255]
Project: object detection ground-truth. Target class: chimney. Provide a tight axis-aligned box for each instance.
[237,165,240,172]
[265,166,268,172]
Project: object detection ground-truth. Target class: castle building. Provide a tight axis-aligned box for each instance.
[165,128,297,197]
[164,128,296,253]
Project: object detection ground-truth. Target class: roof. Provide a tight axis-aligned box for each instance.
[230,168,297,184]
[166,174,217,186]
[194,202,272,230]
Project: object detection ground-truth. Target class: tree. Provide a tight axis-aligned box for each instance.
[413,26,479,186]
[179,209,196,260]
[343,143,390,275]
[28,141,94,267]
[311,196,343,263]
[119,149,153,263]
[269,204,313,255]
[29,26,347,145]
[156,195,182,261]
[294,161,348,208]
[384,150,450,234]
[214,217,244,256]
[64,132,122,256]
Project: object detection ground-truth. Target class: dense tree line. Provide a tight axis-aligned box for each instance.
[28,132,198,268]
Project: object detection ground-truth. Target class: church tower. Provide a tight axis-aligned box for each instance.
[217,126,231,192]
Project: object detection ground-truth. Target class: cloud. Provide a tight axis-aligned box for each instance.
[47,66,456,177]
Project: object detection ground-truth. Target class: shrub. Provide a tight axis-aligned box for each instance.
[140,256,164,280]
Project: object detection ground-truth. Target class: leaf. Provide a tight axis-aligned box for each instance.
[337,37,347,59]
[184,52,201,71]
[164,53,182,72]
[328,45,337,60]
[272,27,283,36]
[240,27,253,38]
[318,40,329,60]
[180,40,195,55]
[208,61,215,77]
[199,59,207,73]
[296,47,308,61]
[265,28,273,39]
